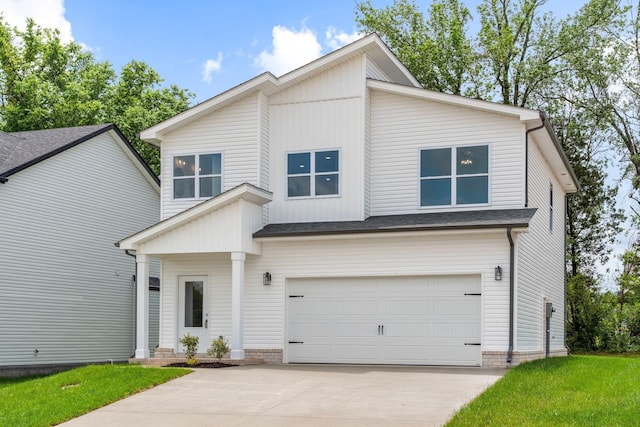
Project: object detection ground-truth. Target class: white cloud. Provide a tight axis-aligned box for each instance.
[1,0,73,43]
[254,25,323,76]
[202,52,223,83]
[325,27,363,50]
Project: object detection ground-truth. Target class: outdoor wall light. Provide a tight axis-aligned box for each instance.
[263,272,272,286]
[495,266,503,281]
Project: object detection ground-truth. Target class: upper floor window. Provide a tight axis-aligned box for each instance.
[420,145,489,207]
[287,150,339,198]
[173,153,222,199]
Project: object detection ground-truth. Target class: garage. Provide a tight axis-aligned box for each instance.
[286,275,482,366]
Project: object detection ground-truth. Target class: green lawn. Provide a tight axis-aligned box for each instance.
[446,355,640,426]
[0,364,190,427]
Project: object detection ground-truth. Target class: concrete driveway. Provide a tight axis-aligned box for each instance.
[61,365,504,427]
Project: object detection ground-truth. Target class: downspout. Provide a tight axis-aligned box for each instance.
[524,114,546,207]
[507,227,515,364]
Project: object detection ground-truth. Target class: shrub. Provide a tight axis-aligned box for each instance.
[208,336,230,361]
[180,333,199,365]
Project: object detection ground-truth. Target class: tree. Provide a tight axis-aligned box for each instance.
[355,0,475,95]
[0,17,193,173]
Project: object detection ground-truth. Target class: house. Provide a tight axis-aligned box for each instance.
[118,34,578,367]
[0,124,160,372]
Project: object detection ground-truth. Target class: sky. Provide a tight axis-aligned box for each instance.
[2,0,626,283]
[1,0,584,104]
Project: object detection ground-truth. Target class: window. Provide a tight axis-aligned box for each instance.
[173,153,222,199]
[420,145,488,207]
[287,150,339,198]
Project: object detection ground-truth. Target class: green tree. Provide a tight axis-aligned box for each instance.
[356,0,475,95]
[566,274,605,351]
[0,17,193,173]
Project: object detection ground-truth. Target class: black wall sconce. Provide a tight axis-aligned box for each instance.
[263,272,272,286]
[495,266,503,281]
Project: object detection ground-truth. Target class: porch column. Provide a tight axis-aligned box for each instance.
[230,252,246,360]
[134,254,150,359]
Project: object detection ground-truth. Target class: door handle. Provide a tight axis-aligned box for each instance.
[378,325,381,335]
[381,325,384,335]
[205,319,208,328]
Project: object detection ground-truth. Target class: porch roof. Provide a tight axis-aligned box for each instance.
[118,183,272,255]
[253,208,537,238]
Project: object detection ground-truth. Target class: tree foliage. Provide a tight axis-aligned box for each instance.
[0,17,193,173]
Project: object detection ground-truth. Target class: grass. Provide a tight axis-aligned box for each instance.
[0,364,190,426]
[446,355,640,427]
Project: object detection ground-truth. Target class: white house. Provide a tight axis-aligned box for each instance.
[119,34,578,367]
[0,124,160,372]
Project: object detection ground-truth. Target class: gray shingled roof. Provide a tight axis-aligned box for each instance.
[0,124,112,177]
[0,124,157,184]
[253,208,537,238]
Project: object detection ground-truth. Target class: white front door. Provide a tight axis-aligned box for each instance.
[178,276,209,353]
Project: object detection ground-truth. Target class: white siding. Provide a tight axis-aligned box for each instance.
[161,94,260,219]
[158,232,510,353]
[0,133,160,366]
[365,55,392,81]
[516,139,566,351]
[270,57,364,105]
[268,98,365,223]
[369,91,525,215]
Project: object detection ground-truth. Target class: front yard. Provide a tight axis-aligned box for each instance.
[0,364,190,427]
[446,355,640,426]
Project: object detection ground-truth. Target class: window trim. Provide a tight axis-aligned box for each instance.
[286,149,341,199]
[418,144,491,208]
[172,152,223,200]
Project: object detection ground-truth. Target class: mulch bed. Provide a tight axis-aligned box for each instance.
[165,362,235,368]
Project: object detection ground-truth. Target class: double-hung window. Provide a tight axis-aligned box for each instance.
[173,153,222,199]
[287,150,339,198]
[420,145,489,206]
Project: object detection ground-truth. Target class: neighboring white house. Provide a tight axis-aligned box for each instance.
[119,34,578,367]
[0,124,160,371]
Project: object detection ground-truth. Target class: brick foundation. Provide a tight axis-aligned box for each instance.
[132,347,282,366]
[245,349,283,364]
[483,348,568,368]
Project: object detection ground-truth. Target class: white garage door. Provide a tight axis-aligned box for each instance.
[287,275,481,366]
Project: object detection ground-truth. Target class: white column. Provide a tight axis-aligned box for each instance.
[134,254,150,359]
[230,252,246,360]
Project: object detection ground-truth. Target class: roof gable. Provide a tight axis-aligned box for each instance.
[0,124,159,188]
[141,33,420,143]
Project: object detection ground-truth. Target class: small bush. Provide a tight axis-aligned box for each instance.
[208,336,230,361]
[180,334,199,364]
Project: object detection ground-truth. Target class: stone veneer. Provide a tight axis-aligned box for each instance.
[244,349,283,364]
[139,348,282,366]
[483,348,568,368]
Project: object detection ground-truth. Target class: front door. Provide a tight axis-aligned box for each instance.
[178,276,209,353]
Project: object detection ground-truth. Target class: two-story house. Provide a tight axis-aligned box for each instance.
[119,34,578,367]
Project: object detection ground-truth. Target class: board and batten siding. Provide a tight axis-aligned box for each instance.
[0,132,160,366]
[369,91,525,215]
[515,139,566,352]
[159,232,511,353]
[268,98,365,223]
[160,93,260,220]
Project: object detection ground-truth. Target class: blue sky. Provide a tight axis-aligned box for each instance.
[2,0,583,103]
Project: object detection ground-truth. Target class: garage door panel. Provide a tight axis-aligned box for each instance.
[433,322,480,338]
[288,275,481,366]
[385,323,431,338]
[289,322,333,338]
[385,299,431,315]
[335,323,378,337]
[336,300,377,315]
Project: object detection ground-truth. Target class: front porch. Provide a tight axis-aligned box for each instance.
[117,184,273,363]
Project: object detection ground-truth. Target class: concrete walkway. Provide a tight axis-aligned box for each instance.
[61,365,505,427]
